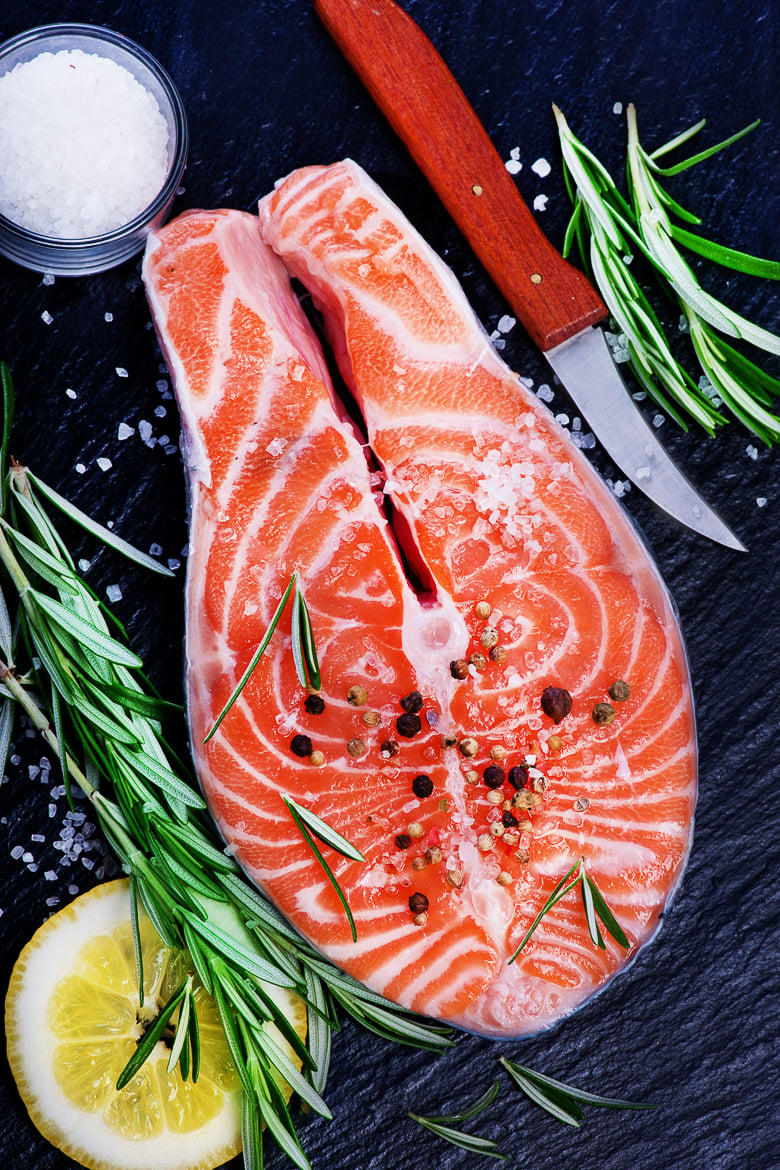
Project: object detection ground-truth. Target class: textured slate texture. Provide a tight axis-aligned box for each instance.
[0,2,778,1169]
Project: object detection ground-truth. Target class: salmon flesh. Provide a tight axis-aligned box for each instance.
[142,161,696,1039]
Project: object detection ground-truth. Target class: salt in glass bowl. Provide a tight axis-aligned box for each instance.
[0,23,188,276]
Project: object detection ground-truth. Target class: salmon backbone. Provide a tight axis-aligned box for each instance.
[142,158,696,1040]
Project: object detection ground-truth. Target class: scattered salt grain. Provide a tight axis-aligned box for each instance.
[31,833,45,843]
[0,49,170,238]
[21,851,34,864]
[531,157,551,178]
[555,412,570,425]
[746,445,759,460]
[533,194,549,212]
[104,311,113,322]
[154,405,167,417]
[44,869,58,881]
[156,379,169,393]
[106,584,123,602]
[505,146,522,175]
[115,367,128,378]
[652,413,665,428]
[167,557,180,571]
[66,387,77,399]
[149,542,163,557]
[117,422,134,440]
[42,273,55,286]
[10,845,23,860]
[78,558,91,571]
[613,101,623,114]
[757,497,768,508]
[536,384,555,404]
[75,463,87,475]
[41,310,53,325]
[139,419,154,445]
[96,457,112,471]
[497,315,516,334]
[46,896,60,907]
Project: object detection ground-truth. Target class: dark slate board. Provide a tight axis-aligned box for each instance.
[1,2,778,1169]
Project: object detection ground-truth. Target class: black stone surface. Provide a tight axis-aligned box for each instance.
[0,2,778,1169]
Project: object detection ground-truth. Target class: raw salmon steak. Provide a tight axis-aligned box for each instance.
[143,163,696,1039]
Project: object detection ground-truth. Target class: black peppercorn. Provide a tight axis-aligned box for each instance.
[412,774,434,798]
[483,764,505,789]
[540,685,573,723]
[396,713,422,738]
[395,833,412,850]
[400,690,423,713]
[304,694,325,714]
[502,811,519,828]
[290,734,313,758]
[380,739,400,757]
[450,658,469,680]
[507,765,529,790]
[408,892,429,915]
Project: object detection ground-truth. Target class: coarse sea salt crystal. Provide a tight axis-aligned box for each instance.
[0,49,170,238]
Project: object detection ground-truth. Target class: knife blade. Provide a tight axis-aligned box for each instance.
[313,0,746,551]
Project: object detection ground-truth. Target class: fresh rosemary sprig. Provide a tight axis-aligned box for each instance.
[408,1080,508,1160]
[0,363,451,1170]
[204,568,320,743]
[508,857,628,963]
[554,104,780,442]
[499,1058,655,1127]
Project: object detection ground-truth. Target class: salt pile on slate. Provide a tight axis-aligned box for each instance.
[0,48,169,238]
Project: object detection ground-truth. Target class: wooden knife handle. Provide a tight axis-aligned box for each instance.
[314,0,607,350]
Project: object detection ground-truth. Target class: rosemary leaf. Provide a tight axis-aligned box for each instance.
[290,577,307,688]
[183,912,299,988]
[302,965,332,1095]
[282,795,365,862]
[420,1079,501,1125]
[0,361,13,511]
[295,581,321,691]
[167,976,194,1074]
[117,980,187,1089]
[31,589,143,667]
[253,1026,332,1119]
[204,571,296,743]
[188,994,201,1083]
[500,1057,655,1120]
[582,869,630,949]
[25,469,175,576]
[508,858,582,962]
[408,1111,508,1160]
[671,224,780,279]
[129,875,145,1009]
[285,801,358,942]
[580,869,606,949]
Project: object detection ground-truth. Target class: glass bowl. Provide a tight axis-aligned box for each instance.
[0,23,188,276]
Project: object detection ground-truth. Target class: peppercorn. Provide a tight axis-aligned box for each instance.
[450,658,469,680]
[547,734,563,753]
[502,811,519,828]
[489,645,507,663]
[477,833,494,852]
[412,774,434,798]
[469,652,488,672]
[407,822,424,839]
[408,891,429,915]
[486,789,503,805]
[304,694,325,714]
[396,713,422,738]
[489,745,507,761]
[425,846,443,865]
[507,765,529,790]
[380,739,400,758]
[441,733,459,749]
[347,685,368,706]
[496,871,513,887]
[541,685,573,723]
[395,833,412,850]
[483,764,505,789]
[290,734,313,758]
[464,769,479,785]
[412,911,428,926]
[309,750,325,767]
[608,679,631,702]
[400,690,423,713]
[490,822,505,839]
[446,868,464,889]
[512,790,534,810]
[475,601,492,619]
[458,737,479,758]
[592,702,616,726]
[362,710,381,727]
[480,626,499,649]
[411,856,427,871]
[347,737,368,757]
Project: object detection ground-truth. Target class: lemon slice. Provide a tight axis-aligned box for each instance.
[5,879,307,1170]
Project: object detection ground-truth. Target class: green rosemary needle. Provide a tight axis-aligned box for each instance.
[499,1058,655,1127]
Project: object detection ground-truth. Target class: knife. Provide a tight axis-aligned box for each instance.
[313,0,746,551]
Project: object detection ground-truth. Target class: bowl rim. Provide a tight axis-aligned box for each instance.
[0,21,189,248]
